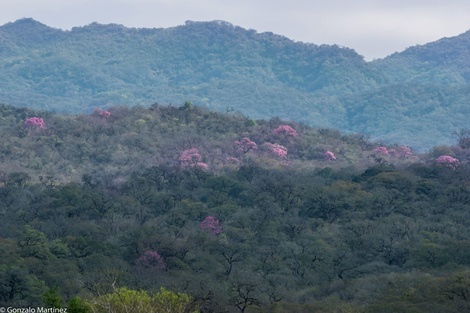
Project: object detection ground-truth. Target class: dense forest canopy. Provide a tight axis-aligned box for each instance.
[0,103,469,312]
[1,18,470,149]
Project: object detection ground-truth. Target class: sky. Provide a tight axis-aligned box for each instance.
[2,0,470,60]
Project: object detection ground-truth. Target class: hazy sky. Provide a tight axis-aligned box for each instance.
[2,0,470,60]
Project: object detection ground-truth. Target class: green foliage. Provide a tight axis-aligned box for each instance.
[87,287,198,313]
[182,101,193,111]
[153,288,198,313]
[42,287,63,308]
[0,264,46,307]
[68,296,91,313]
[18,225,52,260]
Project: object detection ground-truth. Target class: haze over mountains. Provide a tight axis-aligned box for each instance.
[1,18,470,150]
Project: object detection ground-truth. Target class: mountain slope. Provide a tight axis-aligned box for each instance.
[373,29,470,84]
[1,18,469,149]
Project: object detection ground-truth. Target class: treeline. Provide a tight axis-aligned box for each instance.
[0,103,469,312]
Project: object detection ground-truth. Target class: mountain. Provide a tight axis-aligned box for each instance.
[1,18,469,150]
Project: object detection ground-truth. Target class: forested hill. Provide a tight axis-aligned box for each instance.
[1,18,470,149]
[1,103,470,312]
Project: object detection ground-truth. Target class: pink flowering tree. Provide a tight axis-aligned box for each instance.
[264,143,288,158]
[94,108,111,118]
[194,162,209,170]
[435,155,460,170]
[224,156,240,165]
[374,146,390,156]
[24,117,46,128]
[234,137,257,154]
[324,150,336,161]
[137,250,166,270]
[179,148,209,170]
[389,146,413,159]
[272,125,298,137]
[199,216,222,236]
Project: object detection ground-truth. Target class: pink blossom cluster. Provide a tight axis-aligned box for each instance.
[265,143,288,158]
[225,156,240,164]
[435,155,460,169]
[179,148,209,170]
[137,250,166,269]
[94,108,111,118]
[24,117,46,128]
[389,146,413,159]
[324,150,336,161]
[272,125,298,137]
[195,162,209,170]
[374,146,415,159]
[199,216,222,235]
[234,137,257,154]
[374,146,390,156]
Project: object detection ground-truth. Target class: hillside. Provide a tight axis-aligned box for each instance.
[1,103,470,312]
[1,18,470,150]
[0,102,408,184]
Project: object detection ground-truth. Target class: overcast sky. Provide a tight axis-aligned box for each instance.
[2,0,470,60]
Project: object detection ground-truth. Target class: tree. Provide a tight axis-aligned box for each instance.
[93,108,111,118]
[0,265,45,307]
[435,155,460,170]
[18,225,52,260]
[24,117,46,128]
[452,129,470,149]
[272,125,298,137]
[230,282,261,313]
[136,251,166,270]
[324,150,336,161]
[263,143,287,158]
[68,296,91,313]
[234,137,258,155]
[42,287,63,308]
[199,216,222,236]
[442,271,470,310]
[179,148,209,170]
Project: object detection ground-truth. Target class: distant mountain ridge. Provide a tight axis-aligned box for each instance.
[1,18,470,150]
